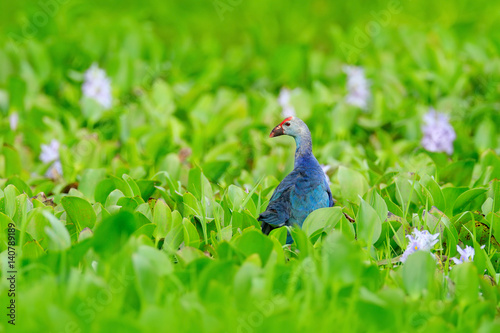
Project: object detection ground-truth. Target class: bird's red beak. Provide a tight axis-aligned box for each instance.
[270,125,284,138]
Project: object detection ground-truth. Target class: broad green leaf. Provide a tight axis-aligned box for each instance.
[440,160,474,187]
[42,211,71,251]
[5,177,32,197]
[95,178,116,204]
[137,180,159,201]
[182,218,200,249]
[132,245,173,303]
[79,169,107,202]
[61,196,97,233]
[338,166,369,204]
[442,187,468,216]
[92,211,136,257]
[356,198,382,245]
[269,226,288,245]
[452,188,487,215]
[153,199,172,240]
[3,145,22,177]
[450,263,479,305]
[3,184,18,219]
[182,192,201,217]
[232,229,273,266]
[420,174,446,212]
[402,251,436,297]
[302,206,342,238]
[122,174,142,197]
[322,231,363,284]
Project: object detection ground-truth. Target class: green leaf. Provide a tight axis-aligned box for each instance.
[372,192,388,223]
[322,231,363,284]
[79,169,107,202]
[188,167,213,200]
[420,174,446,212]
[132,245,173,303]
[442,187,468,216]
[356,198,382,245]
[153,199,172,241]
[440,160,474,187]
[182,192,201,217]
[452,188,487,215]
[61,196,97,234]
[450,262,479,305]
[232,229,274,266]
[3,184,19,219]
[227,184,246,211]
[402,251,436,297]
[269,226,288,246]
[5,177,32,197]
[94,178,116,204]
[302,207,342,238]
[338,166,369,204]
[202,161,231,182]
[163,210,184,252]
[42,211,71,251]
[137,180,159,201]
[182,218,200,249]
[122,174,142,197]
[92,211,136,257]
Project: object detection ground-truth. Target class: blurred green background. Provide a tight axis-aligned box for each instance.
[1,0,500,332]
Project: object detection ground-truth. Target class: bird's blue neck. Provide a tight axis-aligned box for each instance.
[294,132,313,166]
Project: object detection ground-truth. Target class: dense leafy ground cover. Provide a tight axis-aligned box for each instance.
[1,0,500,332]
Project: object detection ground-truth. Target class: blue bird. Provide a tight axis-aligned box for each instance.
[259,116,335,244]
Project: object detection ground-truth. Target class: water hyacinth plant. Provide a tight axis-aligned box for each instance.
[343,65,371,110]
[421,108,456,155]
[39,139,63,178]
[278,87,296,118]
[401,228,440,263]
[9,112,18,131]
[2,0,500,332]
[451,245,476,265]
[81,63,113,109]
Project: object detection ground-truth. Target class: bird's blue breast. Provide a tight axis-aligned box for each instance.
[288,170,330,228]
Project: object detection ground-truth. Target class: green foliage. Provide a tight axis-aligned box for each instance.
[1,0,500,331]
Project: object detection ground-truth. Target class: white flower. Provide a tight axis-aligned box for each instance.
[40,139,60,163]
[451,245,476,264]
[45,160,63,179]
[40,140,63,178]
[321,164,331,184]
[401,228,439,263]
[343,65,371,110]
[9,112,19,131]
[278,87,296,118]
[82,63,112,109]
[421,108,456,155]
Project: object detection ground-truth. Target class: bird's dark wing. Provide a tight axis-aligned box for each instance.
[258,177,295,234]
[327,181,335,207]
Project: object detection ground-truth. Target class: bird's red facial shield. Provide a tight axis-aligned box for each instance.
[270,117,292,137]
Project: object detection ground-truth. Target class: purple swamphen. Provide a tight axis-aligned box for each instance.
[259,116,335,243]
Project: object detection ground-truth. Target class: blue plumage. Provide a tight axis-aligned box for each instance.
[259,117,334,243]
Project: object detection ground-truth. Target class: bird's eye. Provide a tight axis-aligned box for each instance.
[285,122,290,127]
